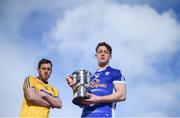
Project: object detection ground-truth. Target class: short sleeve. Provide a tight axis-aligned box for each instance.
[23,76,36,91]
[52,87,59,97]
[112,69,125,84]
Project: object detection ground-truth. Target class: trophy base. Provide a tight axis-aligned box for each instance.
[72,96,89,107]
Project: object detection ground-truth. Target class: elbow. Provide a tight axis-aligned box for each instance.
[59,101,62,109]
[26,95,36,102]
[58,105,62,109]
[25,88,36,102]
[57,103,62,109]
[25,93,34,101]
[26,96,32,101]
[54,101,62,109]
[57,100,62,109]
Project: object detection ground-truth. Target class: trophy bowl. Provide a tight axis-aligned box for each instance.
[72,69,91,106]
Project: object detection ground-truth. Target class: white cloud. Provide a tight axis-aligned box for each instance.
[0,37,46,116]
[45,1,180,116]
[45,2,180,75]
[0,40,32,116]
[1,0,180,117]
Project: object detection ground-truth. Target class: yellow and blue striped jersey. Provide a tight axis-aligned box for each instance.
[19,76,59,118]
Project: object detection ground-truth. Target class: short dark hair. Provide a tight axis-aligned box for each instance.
[38,58,52,69]
[95,42,112,55]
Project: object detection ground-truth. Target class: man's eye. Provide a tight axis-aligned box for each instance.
[41,68,51,70]
[47,68,51,71]
[98,50,102,53]
[105,51,109,54]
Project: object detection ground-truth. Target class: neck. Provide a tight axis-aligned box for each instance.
[37,76,48,84]
[98,63,109,71]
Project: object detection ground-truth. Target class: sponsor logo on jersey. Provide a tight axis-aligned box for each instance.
[37,80,43,85]
[44,86,48,91]
[90,78,107,88]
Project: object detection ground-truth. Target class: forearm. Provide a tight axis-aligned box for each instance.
[30,95,51,107]
[99,92,126,103]
[25,88,50,107]
[43,94,62,108]
[92,83,126,104]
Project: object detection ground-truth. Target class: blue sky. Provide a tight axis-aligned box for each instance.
[1,0,180,117]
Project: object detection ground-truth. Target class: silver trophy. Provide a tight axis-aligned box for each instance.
[72,69,92,106]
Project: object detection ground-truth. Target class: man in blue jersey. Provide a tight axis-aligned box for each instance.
[66,42,126,117]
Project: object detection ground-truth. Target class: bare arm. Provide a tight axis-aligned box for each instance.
[83,83,126,105]
[25,87,50,108]
[99,83,126,103]
[41,92,62,109]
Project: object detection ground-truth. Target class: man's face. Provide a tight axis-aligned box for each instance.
[38,63,52,81]
[96,46,111,65]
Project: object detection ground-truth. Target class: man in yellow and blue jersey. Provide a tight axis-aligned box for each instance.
[20,58,62,118]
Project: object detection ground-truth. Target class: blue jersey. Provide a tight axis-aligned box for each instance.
[81,66,125,117]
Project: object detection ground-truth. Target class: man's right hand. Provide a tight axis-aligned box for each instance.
[66,74,74,87]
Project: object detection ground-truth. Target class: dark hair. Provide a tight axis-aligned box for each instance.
[38,58,52,69]
[95,42,112,55]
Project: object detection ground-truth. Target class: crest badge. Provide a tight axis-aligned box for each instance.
[105,72,110,75]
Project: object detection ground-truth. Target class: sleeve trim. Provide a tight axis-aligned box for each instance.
[113,81,126,84]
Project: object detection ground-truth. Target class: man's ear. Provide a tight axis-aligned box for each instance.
[37,68,40,73]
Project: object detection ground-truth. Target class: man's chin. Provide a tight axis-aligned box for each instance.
[99,62,108,65]
[42,76,49,81]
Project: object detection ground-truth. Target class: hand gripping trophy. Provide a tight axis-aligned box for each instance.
[71,69,92,107]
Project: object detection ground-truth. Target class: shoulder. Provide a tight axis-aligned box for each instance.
[108,66,122,75]
[52,87,58,92]
[28,75,36,79]
[24,75,37,83]
[51,86,59,96]
[108,66,126,82]
[47,83,58,92]
[23,76,37,90]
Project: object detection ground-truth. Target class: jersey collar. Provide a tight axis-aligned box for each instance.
[97,65,111,72]
[37,76,48,84]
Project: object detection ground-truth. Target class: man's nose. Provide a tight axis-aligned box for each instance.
[44,69,49,72]
[101,52,105,55]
